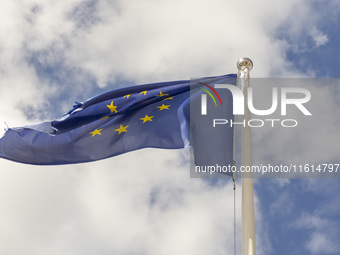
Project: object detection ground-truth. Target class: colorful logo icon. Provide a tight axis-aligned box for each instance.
[199,82,222,107]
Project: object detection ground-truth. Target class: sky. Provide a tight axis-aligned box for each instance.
[0,0,340,254]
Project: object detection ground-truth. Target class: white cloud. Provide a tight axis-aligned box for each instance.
[252,79,340,172]
[272,178,290,188]
[0,149,242,255]
[292,213,340,254]
[1,0,335,133]
[306,232,339,254]
[1,0,340,254]
[269,192,294,216]
[294,213,329,230]
[310,27,329,48]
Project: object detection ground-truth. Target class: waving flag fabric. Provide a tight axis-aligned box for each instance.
[0,74,236,165]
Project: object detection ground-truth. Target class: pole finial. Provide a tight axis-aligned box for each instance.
[237,58,253,71]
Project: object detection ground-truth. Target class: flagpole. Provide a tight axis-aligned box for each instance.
[237,58,256,255]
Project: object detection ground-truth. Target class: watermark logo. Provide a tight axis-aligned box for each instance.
[199,82,223,115]
[200,83,312,128]
[202,84,311,116]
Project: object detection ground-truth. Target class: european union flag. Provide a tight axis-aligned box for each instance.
[0,74,236,165]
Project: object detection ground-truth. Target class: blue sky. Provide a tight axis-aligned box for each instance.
[0,0,340,254]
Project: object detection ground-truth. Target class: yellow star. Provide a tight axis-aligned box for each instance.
[156,91,169,97]
[140,115,154,123]
[90,129,103,137]
[107,101,117,113]
[140,91,147,95]
[157,104,171,111]
[100,116,109,120]
[163,97,173,101]
[123,94,131,99]
[115,124,129,134]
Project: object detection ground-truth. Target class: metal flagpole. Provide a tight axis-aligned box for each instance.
[237,58,256,255]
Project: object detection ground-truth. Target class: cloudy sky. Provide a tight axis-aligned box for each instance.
[1,0,340,254]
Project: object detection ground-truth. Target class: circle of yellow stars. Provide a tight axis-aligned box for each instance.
[89,90,173,137]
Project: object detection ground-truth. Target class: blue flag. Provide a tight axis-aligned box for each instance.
[0,74,236,166]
